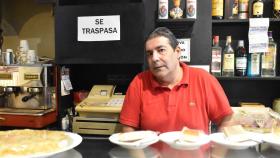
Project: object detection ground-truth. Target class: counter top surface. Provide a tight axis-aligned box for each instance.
[46,136,279,158]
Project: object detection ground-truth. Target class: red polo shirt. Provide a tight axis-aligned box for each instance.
[119,63,232,134]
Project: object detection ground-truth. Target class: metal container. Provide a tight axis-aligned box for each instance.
[4,49,14,65]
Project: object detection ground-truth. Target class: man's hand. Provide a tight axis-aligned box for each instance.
[218,114,237,132]
[122,124,137,132]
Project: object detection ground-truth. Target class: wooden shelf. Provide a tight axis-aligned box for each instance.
[216,76,280,81]
[157,18,195,23]
[212,18,280,24]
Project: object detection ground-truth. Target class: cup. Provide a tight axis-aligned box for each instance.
[27,50,37,64]
[19,40,29,52]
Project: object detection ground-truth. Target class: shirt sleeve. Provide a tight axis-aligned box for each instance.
[204,73,233,125]
[119,75,142,128]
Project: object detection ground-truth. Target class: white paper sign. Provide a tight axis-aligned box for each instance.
[248,18,269,53]
[62,75,73,91]
[177,38,191,62]
[78,15,120,41]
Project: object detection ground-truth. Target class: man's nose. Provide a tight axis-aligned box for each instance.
[151,51,160,61]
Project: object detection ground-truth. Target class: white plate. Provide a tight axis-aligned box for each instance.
[7,132,83,158]
[159,131,210,150]
[210,132,260,150]
[109,131,159,149]
[262,133,280,150]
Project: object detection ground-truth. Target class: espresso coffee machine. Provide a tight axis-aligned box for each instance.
[0,64,57,128]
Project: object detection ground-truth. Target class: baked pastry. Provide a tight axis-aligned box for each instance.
[0,129,70,157]
[223,125,249,142]
[181,127,203,142]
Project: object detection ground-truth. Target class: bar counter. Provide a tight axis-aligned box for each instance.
[49,137,279,158]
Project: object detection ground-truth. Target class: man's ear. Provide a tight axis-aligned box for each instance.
[175,46,181,59]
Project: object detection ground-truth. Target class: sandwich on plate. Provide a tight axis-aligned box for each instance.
[180,127,203,142]
[118,130,155,142]
[222,125,250,142]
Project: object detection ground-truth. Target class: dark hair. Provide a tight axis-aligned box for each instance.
[145,27,178,50]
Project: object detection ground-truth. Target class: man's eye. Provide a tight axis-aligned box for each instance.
[158,49,166,54]
[146,51,153,56]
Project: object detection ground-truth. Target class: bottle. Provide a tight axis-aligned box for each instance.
[235,40,247,76]
[248,53,261,77]
[186,0,197,19]
[261,31,277,77]
[212,0,224,19]
[231,0,239,19]
[238,0,249,19]
[211,36,222,76]
[222,36,235,77]
[274,0,280,18]
[158,0,168,19]
[0,49,2,65]
[170,0,183,19]
[252,0,264,18]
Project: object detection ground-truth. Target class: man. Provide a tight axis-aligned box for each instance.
[119,27,233,134]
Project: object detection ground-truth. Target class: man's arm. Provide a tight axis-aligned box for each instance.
[122,124,137,132]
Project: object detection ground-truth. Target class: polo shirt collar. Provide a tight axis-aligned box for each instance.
[150,62,190,89]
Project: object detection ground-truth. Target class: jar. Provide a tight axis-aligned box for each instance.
[273,98,280,114]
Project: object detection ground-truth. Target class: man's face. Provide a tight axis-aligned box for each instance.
[145,36,181,80]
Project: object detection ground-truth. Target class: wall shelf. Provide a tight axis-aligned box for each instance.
[216,76,280,81]
[212,18,280,24]
[157,18,195,24]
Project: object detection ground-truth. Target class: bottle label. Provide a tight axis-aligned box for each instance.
[223,54,235,71]
[253,2,264,15]
[236,57,247,69]
[275,0,280,10]
[212,0,224,16]
[262,46,276,69]
[211,49,222,73]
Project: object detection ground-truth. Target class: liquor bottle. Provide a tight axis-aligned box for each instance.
[170,0,183,19]
[231,0,239,19]
[252,0,264,18]
[158,0,169,19]
[235,40,247,76]
[212,0,224,19]
[222,36,235,77]
[248,53,261,77]
[211,36,222,76]
[238,0,249,19]
[186,0,197,19]
[274,0,280,18]
[261,31,277,77]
